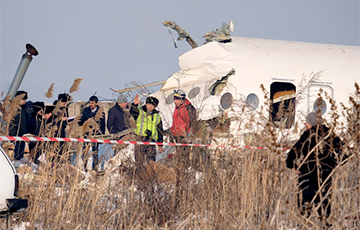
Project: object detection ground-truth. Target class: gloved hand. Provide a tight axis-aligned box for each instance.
[145,130,152,138]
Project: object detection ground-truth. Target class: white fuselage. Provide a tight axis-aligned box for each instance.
[153,37,360,144]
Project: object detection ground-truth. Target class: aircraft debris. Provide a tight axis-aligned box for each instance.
[203,21,234,44]
[163,20,198,49]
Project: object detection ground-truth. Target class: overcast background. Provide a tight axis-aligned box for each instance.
[1,0,359,103]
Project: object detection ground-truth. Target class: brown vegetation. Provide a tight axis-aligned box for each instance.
[44,83,55,99]
[0,83,359,229]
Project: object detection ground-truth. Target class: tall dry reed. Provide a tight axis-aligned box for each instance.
[0,83,359,230]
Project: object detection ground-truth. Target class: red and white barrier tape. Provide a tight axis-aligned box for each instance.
[0,136,289,151]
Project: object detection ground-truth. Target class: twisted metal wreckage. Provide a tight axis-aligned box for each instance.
[113,21,359,146]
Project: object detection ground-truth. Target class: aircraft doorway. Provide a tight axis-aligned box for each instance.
[270,82,296,129]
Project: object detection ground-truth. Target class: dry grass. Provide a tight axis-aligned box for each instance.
[69,78,83,94]
[0,83,359,229]
[44,83,55,99]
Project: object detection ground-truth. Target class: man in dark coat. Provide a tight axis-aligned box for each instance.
[53,93,71,118]
[286,112,346,221]
[27,101,45,164]
[9,91,31,165]
[107,94,130,136]
[79,96,106,135]
[79,96,106,170]
[51,93,72,163]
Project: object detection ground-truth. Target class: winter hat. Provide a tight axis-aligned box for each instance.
[306,112,323,127]
[117,94,127,104]
[146,96,159,107]
[33,101,45,114]
[24,101,33,110]
[15,90,28,100]
[44,105,55,114]
[58,93,71,103]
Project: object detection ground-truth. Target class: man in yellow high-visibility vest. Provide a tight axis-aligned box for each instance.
[130,94,163,165]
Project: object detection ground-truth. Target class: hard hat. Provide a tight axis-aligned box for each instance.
[173,89,186,100]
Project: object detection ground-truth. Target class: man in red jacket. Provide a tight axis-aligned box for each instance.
[170,89,197,142]
[170,89,197,212]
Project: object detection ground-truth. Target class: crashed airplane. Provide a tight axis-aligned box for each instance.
[112,22,359,145]
[150,34,359,144]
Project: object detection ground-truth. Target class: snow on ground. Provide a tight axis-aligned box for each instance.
[11,221,29,230]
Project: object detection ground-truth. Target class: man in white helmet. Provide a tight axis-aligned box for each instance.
[170,89,197,212]
[170,89,197,141]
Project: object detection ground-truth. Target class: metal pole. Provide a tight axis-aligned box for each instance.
[6,44,38,99]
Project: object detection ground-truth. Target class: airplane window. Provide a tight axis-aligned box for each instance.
[166,93,175,105]
[246,93,259,110]
[220,92,233,109]
[188,87,200,99]
[270,82,296,129]
[314,98,327,115]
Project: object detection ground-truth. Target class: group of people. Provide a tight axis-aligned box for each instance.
[8,88,197,171]
[8,88,349,224]
[107,89,196,168]
[9,91,72,167]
